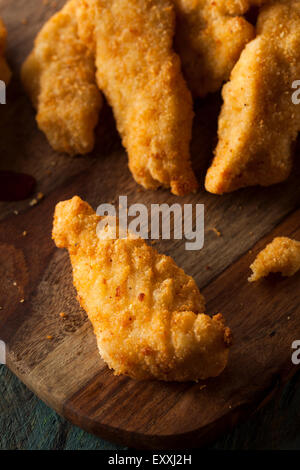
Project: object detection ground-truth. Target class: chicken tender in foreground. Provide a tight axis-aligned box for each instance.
[22,0,102,156]
[205,0,300,194]
[217,0,270,15]
[52,196,231,381]
[0,18,11,84]
[76,0,198,196]
[249,237,300,282]
[173,0,254,97]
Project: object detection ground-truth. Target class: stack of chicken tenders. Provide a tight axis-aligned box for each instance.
[22,0,300,196]
[21,0,300,382]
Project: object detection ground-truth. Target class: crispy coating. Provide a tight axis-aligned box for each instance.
[0,18,11,84]
[217,0,270,15]
[52,196,231,381]
[205,0,300,194]
[249,237,300,282]
[76,0,198,196]
[173,0,254,97]
[21,0,102,156]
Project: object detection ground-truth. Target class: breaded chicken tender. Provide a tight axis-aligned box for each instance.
[76,0,198,196]
[22,0,102,155]
[52,196,231,381]
[173,0,255,97]
[205,0,300,194]
[249,237,300,282]
[0,18,11,84]
[217,0,270,15]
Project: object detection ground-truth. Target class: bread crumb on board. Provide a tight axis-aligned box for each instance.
[249,237,300,282]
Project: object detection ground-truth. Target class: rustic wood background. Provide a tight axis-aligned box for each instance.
[0,0,300,450]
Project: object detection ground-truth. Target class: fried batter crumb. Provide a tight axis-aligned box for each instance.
[29,198,38,207]
[217,0,270,16]
[210,227,222,237]
[29,193,44,207]
[249,237,300,282]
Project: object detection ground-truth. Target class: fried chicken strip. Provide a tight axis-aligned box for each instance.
[205,0,300,194]
[52,196,231,381]
[21,0,102,156]
[173,0,255,97]
[249,237,300,282]
[76,0,198,196]
[0,18,11,84]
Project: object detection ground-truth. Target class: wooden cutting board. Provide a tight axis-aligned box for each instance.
[1,0,300,449]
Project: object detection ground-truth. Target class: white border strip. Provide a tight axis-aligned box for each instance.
[0,340,6,364]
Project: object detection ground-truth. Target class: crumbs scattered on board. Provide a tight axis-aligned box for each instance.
[209,227,222,237]
[29,192,44,207]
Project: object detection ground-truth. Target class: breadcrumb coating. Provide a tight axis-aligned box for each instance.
[249,237,300,282]
[217,0,270,15]
[52,196,231,381]
[173,0,254,97]
[205,0,300,194]
[76,0,198,196]
[21,0,102,156]
[0,18,11,84]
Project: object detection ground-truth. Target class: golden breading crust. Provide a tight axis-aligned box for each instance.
[173,0,254,97]
[76,0,198,196]
[0,18,11,84]
[217,0,270,15]
[52,196,231,381]
[205,0,300,194]
[21,0,102,156]
[249,237,300,282]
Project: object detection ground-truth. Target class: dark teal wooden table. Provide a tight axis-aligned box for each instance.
[1,364,300,450]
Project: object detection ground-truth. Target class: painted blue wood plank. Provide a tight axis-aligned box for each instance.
[1,365,300,450]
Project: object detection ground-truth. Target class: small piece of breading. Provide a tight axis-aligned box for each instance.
[205,0,300,194]
[217,0,270,15]
[0,18,11,84]
[21,0,102,156]
[173,0,254,97]
[52,196,231,381]
[76,0,198,196]
[249,237,300,282]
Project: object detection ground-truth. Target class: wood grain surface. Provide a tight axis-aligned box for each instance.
[2,365,300,450]
[0,0,300,449]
